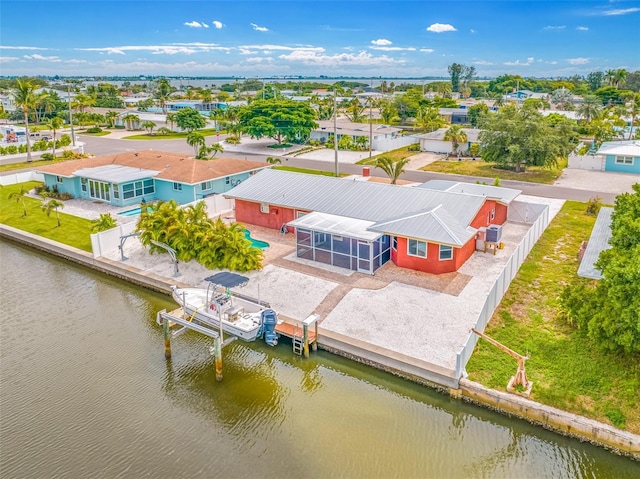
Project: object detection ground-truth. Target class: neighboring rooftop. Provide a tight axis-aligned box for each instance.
[36,150,268,184]
[577,207,614,280]
[596,140,640,157]
[413,127,481,143]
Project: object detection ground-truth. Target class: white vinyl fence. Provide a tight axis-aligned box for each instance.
[373,135,419,151]
[0,171,44,186]
[454,204,550,381]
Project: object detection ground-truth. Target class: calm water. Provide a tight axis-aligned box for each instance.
[0,238,637,478]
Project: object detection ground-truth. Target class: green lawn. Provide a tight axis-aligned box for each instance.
[421,157,568,184]
[0,157,76,174]
[466,201,640,433]
[1,182,94,252]
[122,128,224,140]
[356,145,421,165]
[273,166,349,177]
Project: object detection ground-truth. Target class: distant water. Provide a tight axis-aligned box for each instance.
[1,238,637,478]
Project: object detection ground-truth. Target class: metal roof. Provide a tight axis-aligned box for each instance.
[413,127,481,143]
[287,212,382,242]
[577,207,613,280]
[369,206,476,246]
[418,180,521,204]
[596,140,640,157]
[226,169,487,244]
[74,164,160,183]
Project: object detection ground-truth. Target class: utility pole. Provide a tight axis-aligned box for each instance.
[67,83,76,147]
[369,96,372,159]
[334,87,339,177]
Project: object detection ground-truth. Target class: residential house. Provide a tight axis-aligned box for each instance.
[36,151,268,207]
[310,120,404,150]
[414,127,481,154]
[596,140,640,175]
[224,170,520,275]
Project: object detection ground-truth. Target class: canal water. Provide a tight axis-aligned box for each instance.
[0,238,637,478]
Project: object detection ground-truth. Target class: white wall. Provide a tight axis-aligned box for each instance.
[567,154,605,170]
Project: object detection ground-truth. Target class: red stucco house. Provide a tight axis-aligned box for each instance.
[225,170,520,275]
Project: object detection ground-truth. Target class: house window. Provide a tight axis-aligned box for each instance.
[143,179,154,194]
[225,177,231,185]
[173,182,182,191]
[260,203,270,214]
[56,176,63,184]
[81,178,87,192]
[439,245,453,261]
[201,181,213,191]
[615,156,634,165]
[407,239,427,258]
[491,208,496,221]
[392,236,397,251]
[113,184,119,199]
[296,211,308,219]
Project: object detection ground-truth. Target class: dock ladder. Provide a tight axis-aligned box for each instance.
[292,325,304,356]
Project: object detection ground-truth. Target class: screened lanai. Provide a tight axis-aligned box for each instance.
[287,212,391,275]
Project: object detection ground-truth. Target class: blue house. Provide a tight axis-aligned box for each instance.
[597,140,640,175]
[36,150,268,207]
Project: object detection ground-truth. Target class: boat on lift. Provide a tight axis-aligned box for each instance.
[170,272,279,344]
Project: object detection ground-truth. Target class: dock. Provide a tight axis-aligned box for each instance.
[275,314,320,357]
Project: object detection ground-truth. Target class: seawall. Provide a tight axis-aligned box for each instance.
[1,223,638,460]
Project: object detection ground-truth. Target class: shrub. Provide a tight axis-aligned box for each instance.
[156,127,172,136]
[226,136,241,145]
[62,150,75,159]
[40,153,54,161]
[58,135,71,147]
[407,143,420,152]
[493,177,501,186]
[586,196,602,216]
[86,127,102,133]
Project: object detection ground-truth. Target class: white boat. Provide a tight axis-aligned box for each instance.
[170,282,278,343]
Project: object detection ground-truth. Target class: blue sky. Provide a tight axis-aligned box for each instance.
[1,0,639,78]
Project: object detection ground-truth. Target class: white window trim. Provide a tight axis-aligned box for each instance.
[260,203,270,214]
[490,208,496,221]
[615,156,634,165]
[439,245,453,261]
[392,236,397,251]
[173,182,182,191]
[407,239,427,258]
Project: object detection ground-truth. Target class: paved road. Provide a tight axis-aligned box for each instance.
[3,133,623,204]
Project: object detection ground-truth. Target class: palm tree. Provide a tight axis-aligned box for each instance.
[266,157,282,165]
[613,69,628,88]
[187,131,205,155]
[374,156,410,184]
[8,187,29,216]
[72,93,96,113]
[91,213,117,233]
[41,198,64,227]
[141,120,156,134]
[12,79,38,162]
[166,112,178,131]
[105,110,119,128]
[415,105,443,132]
[605,70,617,87]
[444,125,468,156]
[155,78,172,114]
[46,116,64,159]
[626,94,640,140]
[577,95,603,123]
[122,113,140,130]
[197,142,224,160]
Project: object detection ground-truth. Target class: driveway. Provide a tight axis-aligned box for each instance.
[553,168,639,196]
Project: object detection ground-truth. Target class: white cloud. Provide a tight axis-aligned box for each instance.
[504,57,534,66]
[371,39,392,46]
[543,25,566,30]
[278,50,404,66]
[212,20,223,29]
[239,44,324,52]
[239,48,257,55]
[568,57,590,65]
[65,59,87,64]
[202,22,209,29]
[184,21,204,28]
[602,7,640,16]
[245,57,274,64]
[426,23,456,33]
[76,43,230,55]
[0,56,19,62]
[470,29,476,33]
[250,23,269,32]
[0,45,49,50]
[370,46,416,51]
[576,26,589,31]
[473,60,494,65]
[24,54,61,62]
[419,48,434,53]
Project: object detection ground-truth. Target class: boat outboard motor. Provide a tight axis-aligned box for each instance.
[261,309,278,346]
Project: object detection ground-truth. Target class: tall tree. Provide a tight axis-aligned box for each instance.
[155,78,173,114]
[374,157,410,184]
[467,103,490,128]
[478,103,577,172]
[586,71,605,91]
[186,131,205,155]
[41,198,65,227]
[576,95,603,123]
[46,116,64,159]
[12,79,38,162]
[175,108,206,133]
[414,105,443,132]
[9,187,29,217]
[448,63,464,92]
[238,98,318,145]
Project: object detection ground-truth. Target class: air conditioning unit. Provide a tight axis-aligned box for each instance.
[486,224,502,243]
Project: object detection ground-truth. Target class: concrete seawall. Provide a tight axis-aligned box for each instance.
[1,223,638,460]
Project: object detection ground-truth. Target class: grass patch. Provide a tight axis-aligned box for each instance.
[273,166,349,177]
[122,128,222,140]
[466,201,640,433]
[421,157,567,184]
[80,131,110,137]
[268,143,293,149]
[0,157,75,174]
[356,145,420,166]
[1,182,93,252]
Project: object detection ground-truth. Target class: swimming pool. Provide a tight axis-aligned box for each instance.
[243,229,269,250]
[118,207,142,217]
